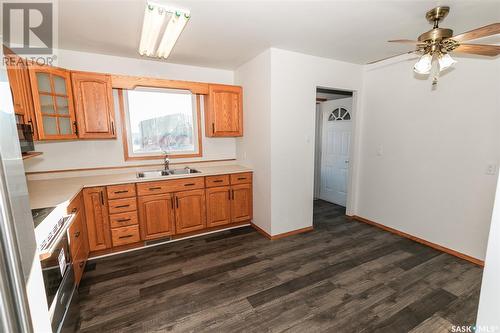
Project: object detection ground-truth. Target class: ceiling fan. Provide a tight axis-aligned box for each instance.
[369,6,500,84]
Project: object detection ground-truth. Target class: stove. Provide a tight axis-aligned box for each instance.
[31,207,56,228]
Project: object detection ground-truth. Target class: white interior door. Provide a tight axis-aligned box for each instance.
[320,106,352,206]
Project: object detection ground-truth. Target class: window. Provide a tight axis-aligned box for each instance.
[122,88,201,160]
[328,107,351,121]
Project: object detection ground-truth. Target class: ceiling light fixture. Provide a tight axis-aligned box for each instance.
[413,53,432,74]
[138,2,190,59]
[438,53,457,71]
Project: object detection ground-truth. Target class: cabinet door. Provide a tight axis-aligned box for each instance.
[28,66,77,140]
[174,189,206,234]
[83,187,111,251]
[231,184,253,223]
[205,84,243,137]
[206,186,231,227]
[4,52,39,139]
[138,193,175,240]
[71,71,116,139]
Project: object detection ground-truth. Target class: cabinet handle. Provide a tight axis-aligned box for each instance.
[184,183,195,187]
[171,198,174,209]
[114,190,128,194]
[28,120,35,135]
[149,187,162,191]
[228,189,231,200]
[71,208,77,213]
[73,121,79,136]
[232,189,235,200]
[111,121,115,135]
[74,231,80,238]
[117,218,131,222]
[212,123,215,134]
[175,196,179,208]
[100,191,104,205]
[115,204,130,209]
[238,177,246,180]
[79,262,84,268]
[213,180,223,183]
[119,235,133,239]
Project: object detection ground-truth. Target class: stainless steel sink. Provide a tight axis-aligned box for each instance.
[136,168,200,178]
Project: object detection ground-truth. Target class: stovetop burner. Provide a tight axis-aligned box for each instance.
[31,207,56,229]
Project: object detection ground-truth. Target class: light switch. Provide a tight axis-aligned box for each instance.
[486,164,497,176]
[376,144,383,156]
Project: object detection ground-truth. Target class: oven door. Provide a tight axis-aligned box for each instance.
[40,232,75,332]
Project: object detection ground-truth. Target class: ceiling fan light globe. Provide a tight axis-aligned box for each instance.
[438,53,457,71]
[413,54,432,74]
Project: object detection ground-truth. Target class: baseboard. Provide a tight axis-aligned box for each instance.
[251,223,314,240]
[350,215,484,267]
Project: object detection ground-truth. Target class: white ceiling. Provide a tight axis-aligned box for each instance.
[59,0,500,70]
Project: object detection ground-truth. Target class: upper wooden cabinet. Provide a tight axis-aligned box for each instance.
[5,53,39,139]
[83,187,112,252]
[28,66,78,140]
[204,84,243,137]
[71,71,116,139]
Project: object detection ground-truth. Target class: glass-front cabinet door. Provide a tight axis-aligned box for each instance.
[28,66,77,140]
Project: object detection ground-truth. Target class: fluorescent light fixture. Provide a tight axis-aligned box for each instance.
[157,11,190,59]
[138,2,190,59]
[413,53,432,74]
[438,53,457,71]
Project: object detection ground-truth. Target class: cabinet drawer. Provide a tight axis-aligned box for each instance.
[111,225,140,247]
[73,243,87,285]
[68,212,84,255]
[230,172,252,185]
[110,211,138,229]
[107,183,136,200]
[137,177,205,196]
[205,175,230,188]
[108,197,137,214]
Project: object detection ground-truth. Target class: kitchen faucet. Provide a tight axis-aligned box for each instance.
[164,152,170,172]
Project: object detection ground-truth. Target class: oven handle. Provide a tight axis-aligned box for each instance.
[38,213,76,261]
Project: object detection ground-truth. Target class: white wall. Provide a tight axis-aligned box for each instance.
[24,49,236,172]
[477,172,500,329]
[358,56,500,260]
[234,49,272,233]
[269,48,363,235]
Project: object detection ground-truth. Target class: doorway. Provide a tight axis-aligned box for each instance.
[314,88,353,207]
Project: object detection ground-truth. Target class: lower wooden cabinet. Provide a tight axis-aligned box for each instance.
[68,192,89,285]
[111,225,141,246]
[83,187,111,251]
[231,183,253,223]
[206,186,232,227]
[175,189,207,234]
[138,193,175,240]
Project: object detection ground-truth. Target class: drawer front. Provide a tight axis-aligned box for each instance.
[108,197,137,214]
[68,211,84,255]
[230,172,252,185]
[205,175,230,188]
[110,211,138,229]
[107,183,136,200]
[111,225,140,247]
[137,177,205,196]
[73,244,87,285]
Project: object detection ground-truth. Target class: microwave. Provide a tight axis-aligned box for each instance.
[17,123,35,153]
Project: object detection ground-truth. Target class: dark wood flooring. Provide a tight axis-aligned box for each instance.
[64,200,483,332]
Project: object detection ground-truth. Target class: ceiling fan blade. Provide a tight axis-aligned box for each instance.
[367,51,417,65]
[452,23,500,42]
[452,44,500,56]
[388,39,424,45]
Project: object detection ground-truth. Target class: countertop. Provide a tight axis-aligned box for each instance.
[27,165,253,209]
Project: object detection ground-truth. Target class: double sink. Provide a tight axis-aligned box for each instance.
[136,167,200,179]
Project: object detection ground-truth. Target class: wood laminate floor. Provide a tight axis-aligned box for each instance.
[64,200,483,332]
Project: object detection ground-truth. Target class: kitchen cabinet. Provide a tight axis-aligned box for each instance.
[28,66,78,140]
[83,187,112,251]
[231,183,253,223]
[4,51,39,139]
[71,71,116,139]
[204,84,243,137]
[138,193,175,240]
[67,192,89,285]
[206,186,232,227]
[175,189,207,234]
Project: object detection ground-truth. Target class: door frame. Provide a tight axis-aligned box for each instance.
[314,87,360,216]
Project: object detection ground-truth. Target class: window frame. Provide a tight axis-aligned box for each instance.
[117,88,203,161]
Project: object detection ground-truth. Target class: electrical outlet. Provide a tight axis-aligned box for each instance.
[486,164,498,176]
